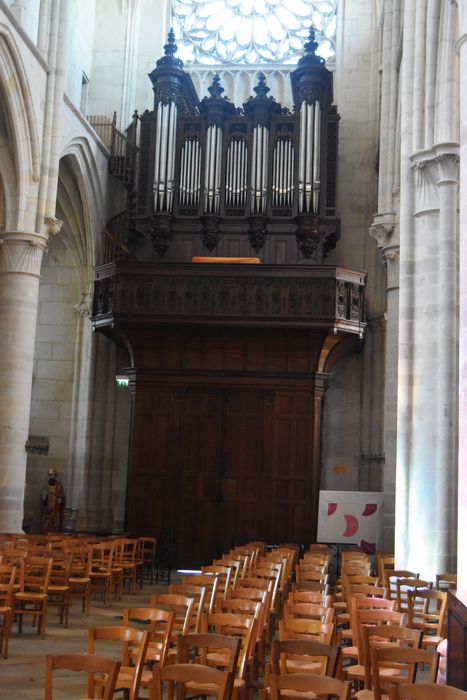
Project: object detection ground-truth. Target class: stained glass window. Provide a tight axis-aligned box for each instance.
[172,0,336,65]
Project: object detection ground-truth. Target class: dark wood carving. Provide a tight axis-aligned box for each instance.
[447,591,467,689]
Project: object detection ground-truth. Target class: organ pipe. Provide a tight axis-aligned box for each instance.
[179,137,201,207]
[154,100,178,212]
[251,124,269,214]
[273,137,294,208]
[298,100,321,214]
[226,138,247,208]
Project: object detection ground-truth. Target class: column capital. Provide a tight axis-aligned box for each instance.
[369,215,397,249]
[0,231,49,275]
[435,152,460,185]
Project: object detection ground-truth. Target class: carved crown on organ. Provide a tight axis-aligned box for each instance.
[132,26,339,263]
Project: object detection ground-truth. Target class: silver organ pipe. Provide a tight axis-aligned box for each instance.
[251,124,269,214]
[298,99,321,214]
[154,100,178,212]
[273,137,294,208]
[204,124,222,214]
[313,102,321,213]
[226,138,247,208]
[179,137,201,207]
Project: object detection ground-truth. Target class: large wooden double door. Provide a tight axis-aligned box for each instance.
[128,382,319,566]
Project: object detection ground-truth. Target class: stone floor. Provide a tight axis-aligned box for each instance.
[1,579,168,699]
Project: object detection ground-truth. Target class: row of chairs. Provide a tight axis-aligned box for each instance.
[0,533,157,657]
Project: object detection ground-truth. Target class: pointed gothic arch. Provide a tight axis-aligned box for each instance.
[0,24,41,229]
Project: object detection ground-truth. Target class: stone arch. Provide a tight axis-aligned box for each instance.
[0,24,40,229]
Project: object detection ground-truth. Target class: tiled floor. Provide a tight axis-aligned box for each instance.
[1,580,168,699]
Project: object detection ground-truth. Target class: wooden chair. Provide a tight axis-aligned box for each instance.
[88,625,150,700]
[395,578,433,613]
[182,573,220,614]
[376,554,395,586]
[45,653,121,700]
[269,637,340,677]
[201,565,233,599]
[287,590,333,607]
[387,571,419,604]
[343,603,407,684]
[121,538,139,592]
[169,582,207,632]
[67,544,92,615]
[14,555,52,638]
[137,536,157,586]
[292,580,332,596]
[47,550,72,626]
[358,623,423,692]
[201,610,258,700]
[388,684,467,700]
[150,593,195,659]
[89,542,114,605]
[177,631,241,673]
[407,588,447,648]
[269,671,350,700]
[152,662,233,700]
[370,645,439,700]
[109,538,124,600]
[0,563,15,658]
[123,606,174,665]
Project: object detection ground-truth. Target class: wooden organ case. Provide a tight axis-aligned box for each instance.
[92,29,367,565]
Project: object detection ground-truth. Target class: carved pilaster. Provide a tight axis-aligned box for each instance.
[382,246,400,291]
[0,232,49,275]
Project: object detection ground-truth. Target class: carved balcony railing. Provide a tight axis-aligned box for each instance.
[92,262,366,336]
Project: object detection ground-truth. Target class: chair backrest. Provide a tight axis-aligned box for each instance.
[370,644,439,700]
[177,632,241,671]
[407,588,447,637]
[123,607,174,666]
[387,684,467,700]
[284,602,334,624]
[200,611,257,679]
[0,563,16,606]
[360,623,423,688]
[279,617,334,645]
[150,593,195,638]
[138,536,156,562]
[395,578,433,612]
[270,672,350,700]
[152,662,233,700]
[89,542,114,573]
[88,626,150,700]
[270,638,340,677]
[182,574,219,613]
[201,566,232,598]
[352,602,406,663]
[376,553,395,585]
[169,583,207,632]
[45,653,121,700]
[23,555,53,593]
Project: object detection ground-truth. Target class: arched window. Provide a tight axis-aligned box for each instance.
[172,0,337,66]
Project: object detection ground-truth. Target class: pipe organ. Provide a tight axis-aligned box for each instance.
[92,29,366,564]
[134,27,339,262]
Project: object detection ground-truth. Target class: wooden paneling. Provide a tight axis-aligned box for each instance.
[447,591,467,689]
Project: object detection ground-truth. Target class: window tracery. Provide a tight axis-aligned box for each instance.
[172,0,336,65]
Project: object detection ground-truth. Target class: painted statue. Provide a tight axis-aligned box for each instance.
[40,468,66,532]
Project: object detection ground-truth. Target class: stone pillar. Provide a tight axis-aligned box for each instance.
[457,0,467,590]
[370,217,399,552]
[0,224,58,531]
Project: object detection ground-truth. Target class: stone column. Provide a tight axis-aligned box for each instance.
[0,222,59,531]
[370,217,399,552]
[457,0,467,590]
